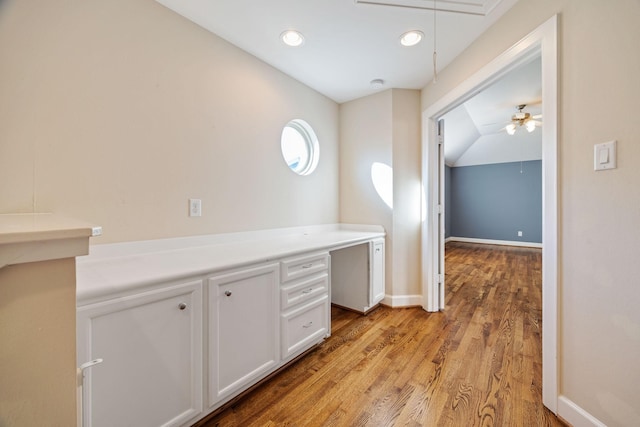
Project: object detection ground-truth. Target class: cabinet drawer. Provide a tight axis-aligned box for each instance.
[280,252,329,282]
[281,273,328,311]
[281,295,329,359]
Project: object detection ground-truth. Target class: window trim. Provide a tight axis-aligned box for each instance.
[281,119,319,176]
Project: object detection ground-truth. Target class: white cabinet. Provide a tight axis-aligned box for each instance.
[77,280,203,427]
[280,252,330,361]
[75,226,385,425]
[370,238,385,306]
[280,273,328,311]
[281,294,329,359]
[330,238,385,313]
[207,263,280,406]
[280,251,329,282]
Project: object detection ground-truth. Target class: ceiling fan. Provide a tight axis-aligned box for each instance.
[504,104,542,135]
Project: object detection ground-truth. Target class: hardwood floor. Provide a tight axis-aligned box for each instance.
[198,242,566,426]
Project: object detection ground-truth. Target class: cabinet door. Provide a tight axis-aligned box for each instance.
[281,295,329,360]
[77,280,203,427]
[370,239,385,305]
[208,263,279,406]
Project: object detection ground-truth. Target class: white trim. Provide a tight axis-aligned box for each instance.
[421,15,558,413]
[558,396,607,427]
[382,294,423,308]
[447,236,543,249]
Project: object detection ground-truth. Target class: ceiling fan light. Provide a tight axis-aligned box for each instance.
[526,120,536,132]
[506,124,516,135]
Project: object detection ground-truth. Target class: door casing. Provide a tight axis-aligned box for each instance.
[420,15,558,413]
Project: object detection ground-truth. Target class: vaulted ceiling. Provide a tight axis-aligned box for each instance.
[155,0,538,167]
[442,57,542,167]
[155,0,520,103]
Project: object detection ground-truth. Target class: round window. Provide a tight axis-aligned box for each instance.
[280,119,319,175]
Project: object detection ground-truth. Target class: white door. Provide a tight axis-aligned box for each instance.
[422,116,446,312]
[437,119,446,310]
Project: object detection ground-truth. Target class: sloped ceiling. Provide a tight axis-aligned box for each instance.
[155,0,519,103]
[443,56,542,167]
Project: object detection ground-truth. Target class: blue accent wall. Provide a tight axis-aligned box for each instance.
[448,160,542,243]
[445,165,452,238]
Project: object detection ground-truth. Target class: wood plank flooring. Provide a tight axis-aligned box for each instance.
[197,242,567,426]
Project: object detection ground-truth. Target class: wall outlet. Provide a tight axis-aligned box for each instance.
[517,231,523,237]
[189,199,202,217]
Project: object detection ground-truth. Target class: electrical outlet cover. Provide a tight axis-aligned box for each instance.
[189,199,202,217]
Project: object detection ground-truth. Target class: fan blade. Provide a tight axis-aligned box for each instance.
[532,114,542,119]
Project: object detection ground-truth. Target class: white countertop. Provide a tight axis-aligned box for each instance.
[0,213,100,268]
[76,224,385,305]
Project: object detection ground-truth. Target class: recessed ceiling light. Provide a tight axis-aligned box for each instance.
[370,79,385,88]
[400,30,424,47]
[281,30,305,47]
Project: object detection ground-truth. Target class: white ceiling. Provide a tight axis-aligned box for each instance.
[442,56,542,167]
[155,0,520,103]
[154,0,538,167]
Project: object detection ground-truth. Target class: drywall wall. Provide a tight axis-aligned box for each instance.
[0,0,339,244]
[339,90,394,295]
[422,1,640,425]
[391,90,422,299]
[0,258,77,426]
[449,160,542,243]
[339,89,422,303]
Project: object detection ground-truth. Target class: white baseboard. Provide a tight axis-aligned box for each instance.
[558,396,606,427]
[446,236,543,248]
[382,294,423,308]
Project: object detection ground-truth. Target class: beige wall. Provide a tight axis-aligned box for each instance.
[0,0,339,244]
[422,1,640,425]
[339,91,394,291]
[339,89,422,301]
[0,258,77,426]
[391,90,422,298]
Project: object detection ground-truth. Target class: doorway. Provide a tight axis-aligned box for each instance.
[421,16,558,413]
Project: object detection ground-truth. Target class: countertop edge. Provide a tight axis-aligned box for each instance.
[76,226,385,305]
[0,213,100,268]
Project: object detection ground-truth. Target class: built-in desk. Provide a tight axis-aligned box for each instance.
[75,223,385,427]
[76,224,384,304]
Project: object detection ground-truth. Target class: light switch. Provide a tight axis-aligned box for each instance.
[594,140,617,171]
[598,147,609,164]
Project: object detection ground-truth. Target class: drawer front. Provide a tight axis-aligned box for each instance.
[280,252,329,282]
[281,273,328,311]
[281,295,329,359]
